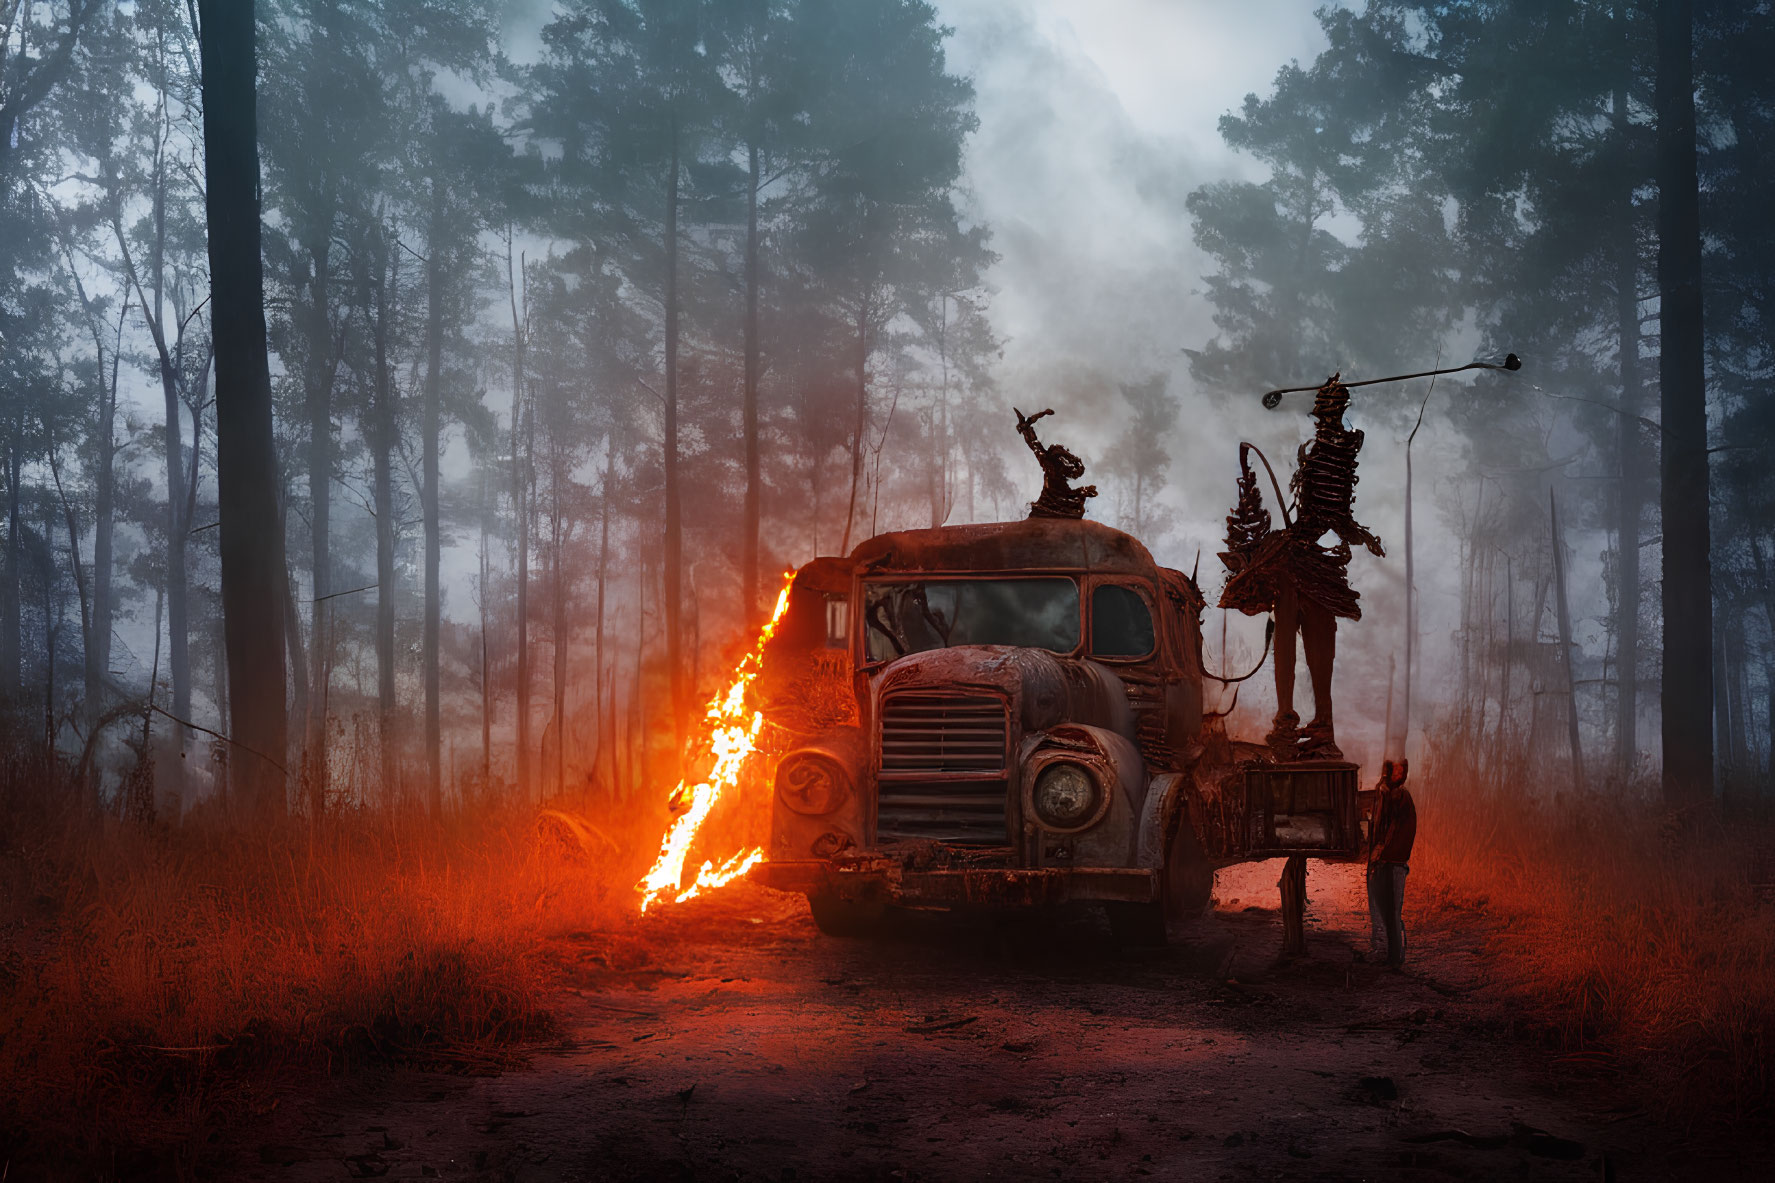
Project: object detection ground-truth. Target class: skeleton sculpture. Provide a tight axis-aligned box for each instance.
[1219,374,1384,760]
[1015,407,1097,520]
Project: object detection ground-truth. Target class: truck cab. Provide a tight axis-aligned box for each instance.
[750,516,1361,941]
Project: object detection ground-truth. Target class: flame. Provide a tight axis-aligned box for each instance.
[673,848,766,904]
[637,572,795,913]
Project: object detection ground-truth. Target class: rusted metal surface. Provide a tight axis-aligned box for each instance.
[1022,723,1147,871]
[847,517,1160,578]
[766,727,869,865]
[876,691,1009,844]
[751,860,1158,906]
[1188,761,1245,861]
[756,506,1367,923]
[1242,761,1361,857]
[1218,376,1387,760]
[1185,755,1361,863]
[877,646,1134,739]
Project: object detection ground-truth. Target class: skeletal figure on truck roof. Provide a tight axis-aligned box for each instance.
[1014,407,1098,520]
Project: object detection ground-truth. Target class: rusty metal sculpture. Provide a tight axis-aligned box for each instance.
[1220,375,1384,760]
[1258,353,1520,410]
[1014,407,1097,520]
[1226,354,1522,760]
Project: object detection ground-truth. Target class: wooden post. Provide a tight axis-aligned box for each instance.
[1401,374,1436,766]
[1551,490,1587,796]
[1382,653,1396,759]
[1279,854,1307,957]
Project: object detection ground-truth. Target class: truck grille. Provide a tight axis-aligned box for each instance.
[877,693,1009,844]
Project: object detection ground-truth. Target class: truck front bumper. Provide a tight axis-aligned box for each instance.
[750,860,1158,907]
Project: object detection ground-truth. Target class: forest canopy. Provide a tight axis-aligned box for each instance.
[1,0,998,817]
[0,0,1768,815]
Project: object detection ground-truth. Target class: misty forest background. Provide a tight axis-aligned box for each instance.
[0,0,1769,824]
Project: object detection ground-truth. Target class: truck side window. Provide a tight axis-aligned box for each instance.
[825,596,849,649]
[1092,584,1154,658]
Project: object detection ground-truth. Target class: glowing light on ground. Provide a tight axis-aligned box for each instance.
[637,573,795,912]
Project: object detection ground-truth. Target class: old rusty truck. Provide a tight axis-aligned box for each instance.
[748,515,1363,943]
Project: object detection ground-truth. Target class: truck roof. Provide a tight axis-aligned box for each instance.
[845,517,1161,577]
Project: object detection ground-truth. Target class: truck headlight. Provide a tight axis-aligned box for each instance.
[777,751,850,815]
[1032,761,1100,830]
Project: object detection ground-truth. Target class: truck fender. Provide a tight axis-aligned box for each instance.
[769,725,869,860]
[1136,772,1189,870]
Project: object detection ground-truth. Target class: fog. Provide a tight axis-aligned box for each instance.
[1,0,1765,811]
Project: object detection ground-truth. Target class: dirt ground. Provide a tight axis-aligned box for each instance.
[212,862,1758,1182]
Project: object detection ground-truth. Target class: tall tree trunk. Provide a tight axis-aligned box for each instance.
[304,244,333,817]
[1395,394,1426,760]
[633,550,648,792]
[1655,0,1713,802]
[1727,614,1749,801]
[1766,661,1775,791]
[129,67,198,777]
[198,0,288,819]
[1711,617,1730,796]
[1614,46,1644,780]
[423,180,444,817]
[152,222,191,774]
[1529,566,1553,759]
[1750,537,1775,788]
[930,296,948,530]
[552,453,567,800]
[45,439,92,751]
[1458,483,1483,740]
[594,442,613,790]
[43,504,57,752]
[69,283,126,731]
[1614,240,1643,777]
[372,232,398,797]
[1552,490,1587,796]
[72,478,100,730]
[479,470,491,789]
[213,609,228,742]
[1382,652,1395,759]
[508,236,531,800]
[3,438,20,702]
[664,126,684,738]
[281,498,309,766]
[1501,553,1514,758]
[93,376,117,724]
[743,140,762,628]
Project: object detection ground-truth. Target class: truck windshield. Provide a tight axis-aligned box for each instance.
[862,578,1080,662]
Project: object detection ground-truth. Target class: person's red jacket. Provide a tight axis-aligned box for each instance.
[1370,787,1416,864]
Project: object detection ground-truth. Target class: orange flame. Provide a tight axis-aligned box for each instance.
[637,572,795,912]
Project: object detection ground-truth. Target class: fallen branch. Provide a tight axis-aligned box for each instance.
[149,704,288,777]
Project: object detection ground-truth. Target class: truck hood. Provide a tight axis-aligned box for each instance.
[871,646,1136,742]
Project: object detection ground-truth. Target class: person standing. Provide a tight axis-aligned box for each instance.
[1366,758,1416,968]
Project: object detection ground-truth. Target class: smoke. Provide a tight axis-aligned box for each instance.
[933,0,1458,769]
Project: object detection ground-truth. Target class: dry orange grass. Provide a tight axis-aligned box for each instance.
[0,777,663,1168]
[1409,772,1775,1122]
